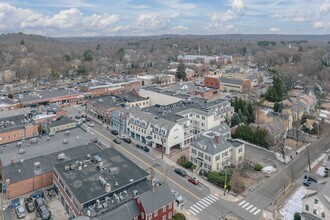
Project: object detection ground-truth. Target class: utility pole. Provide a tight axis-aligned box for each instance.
[224,168,227,196]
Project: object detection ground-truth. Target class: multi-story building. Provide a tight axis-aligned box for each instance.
[53,147,150,218]
[47,117,76,133]
[301,177,330,220]
[190,130,245,171]
[86,92,149,124]
[0,96,21,112]
[0,107,39,145]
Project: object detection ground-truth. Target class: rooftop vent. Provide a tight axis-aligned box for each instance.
[94,155,102,163]
[58,153,65,160]
[34,162,40,169]
[64,165,70,172]
[105,183,111,193]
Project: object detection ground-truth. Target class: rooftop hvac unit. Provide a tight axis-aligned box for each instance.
[64,166,70,171]
[34,162,41,169]
[58,153,65,160]
[133,190,138,197]
[70,163,76,170]
[105,183,111,193]
[94,155,102,163]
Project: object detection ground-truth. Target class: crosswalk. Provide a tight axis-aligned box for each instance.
[238,200,262,215]
[188,194,219,216]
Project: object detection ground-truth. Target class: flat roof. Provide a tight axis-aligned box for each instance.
[88,95,123,109]
[114,93,148,103]
[49,117,75,128]
[2,143,102,184]
[0,128,95,166]
[55,147,149,204]
[16,89,82,102]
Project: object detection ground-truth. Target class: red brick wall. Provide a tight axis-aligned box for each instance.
[135,197,174,220]
[6,171,53,199]
[241,80,252,93]
[204,77,220,89]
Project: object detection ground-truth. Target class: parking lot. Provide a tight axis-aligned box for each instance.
[3,188,69,220]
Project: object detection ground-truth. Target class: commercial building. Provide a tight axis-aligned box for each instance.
[53,147,150,218]
[0,107,39,145]
[137,74,176,87]
[301,177,330,220]
[47,117,76,133]
[190,130,245,171]
[204,77,252,93]
[0,96,21,111]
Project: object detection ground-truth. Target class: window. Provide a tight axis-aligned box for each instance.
[141,212,144,219]
[154,210,158,217]
[215,155,220,161]
[315,199,318,204]
[191,149,196,155]
[196,115,200,118]
[65,188,72,199]
[169,212,173,219]
[201,116,205,120]
[238,156,243,162]
[313,209,317,215]
[148,214,152,220]
[198,152,204,158]
[134,217,138,220]
[238,148,243,153]
[305,204,309,211]
[222,151,228,158]
[322,212,325,218]
[169,202,172,209]
[162,216,166,220]
[163,205,166,212]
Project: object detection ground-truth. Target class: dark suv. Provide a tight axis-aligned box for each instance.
[303,175,318,186]
[25,198,35,212]
[174,168,187,177]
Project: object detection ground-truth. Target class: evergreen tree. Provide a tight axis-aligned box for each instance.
[176,62,186,80]
[83,49,94,61]
[231,113,241,127]
[20,39,25,45]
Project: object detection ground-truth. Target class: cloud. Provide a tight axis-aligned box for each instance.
[205,23,235,32]
[212,10,237,22]
[136,14,170,30]
[313,21,325,29]
[320,0,330,13]
[171,25,188,32]
[0,3,119,36]
[269,27,280,32]
[231,0,244,11]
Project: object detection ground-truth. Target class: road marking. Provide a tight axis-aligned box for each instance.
[199,200,209,207]
[209,194,219,200]
[238,200,246,206]
[242,202,250,208]
[188,209,197,215]
[253,209,261,215]
[192,205,203,212]
[206,195,217,202]
[245,204,254,211]
[249,207,257,213]
[90,127,202,200]
[196,202,206,209]
[203,197,214,204]
[201,199,211,206]
[190,206,200,214]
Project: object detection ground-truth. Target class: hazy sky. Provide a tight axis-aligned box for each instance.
[0,0,330,37]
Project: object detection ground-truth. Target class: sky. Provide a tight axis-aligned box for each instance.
[0,0,330,37]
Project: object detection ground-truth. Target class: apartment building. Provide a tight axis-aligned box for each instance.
[301,177,330,220]
[190,131,245,171]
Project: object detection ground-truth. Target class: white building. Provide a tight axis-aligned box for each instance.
[189,130,245,171]
[301,177,330,220]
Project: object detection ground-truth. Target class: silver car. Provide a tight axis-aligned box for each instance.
[15,206,26,219]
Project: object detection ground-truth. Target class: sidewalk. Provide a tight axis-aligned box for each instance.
[162,155,242,202]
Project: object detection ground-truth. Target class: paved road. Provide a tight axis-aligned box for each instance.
[68,106,330,220]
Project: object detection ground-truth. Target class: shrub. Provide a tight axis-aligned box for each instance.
[181,161,193,169]
[171,213,186,220]
[294,212,301,220]
[254,163,263,171]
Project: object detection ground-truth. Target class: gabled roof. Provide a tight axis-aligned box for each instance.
[303,178,330,209]
[138,182,174,214]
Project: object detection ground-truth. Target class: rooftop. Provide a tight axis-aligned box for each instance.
[2,142,102,184]
[220,77,244,85]
[114,93,148,103]
[16,89,83,103]
[48,117,75,128]
[54,147,149,205]
[139,182,174,214]
[0,128,95,166]
[88,95,124,109]
[0,96,18,106]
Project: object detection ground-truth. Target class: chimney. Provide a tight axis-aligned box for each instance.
[214,134,221,144]
[105,183,111,193]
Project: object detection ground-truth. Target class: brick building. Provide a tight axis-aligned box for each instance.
[204,77,252,93]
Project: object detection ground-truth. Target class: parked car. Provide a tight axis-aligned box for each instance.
[176,195,184,204]
[123,138,132,144]
[113,138,121,144]
[35,198,44,207]
[25,198,35,212]
[15,206,26,219]
[143,146,150,152]
[136,144,143,149]
[171,190,179,197]
[63,139,69,144]
[111,130,119,135]
[188,177,199,185]
[88,122,95,127]
[86,117,91,121]
[303,175,318,186]
[38,205,50,220]
[86,127,91,133]
[174,168,187,177]
[117,134,125,139]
